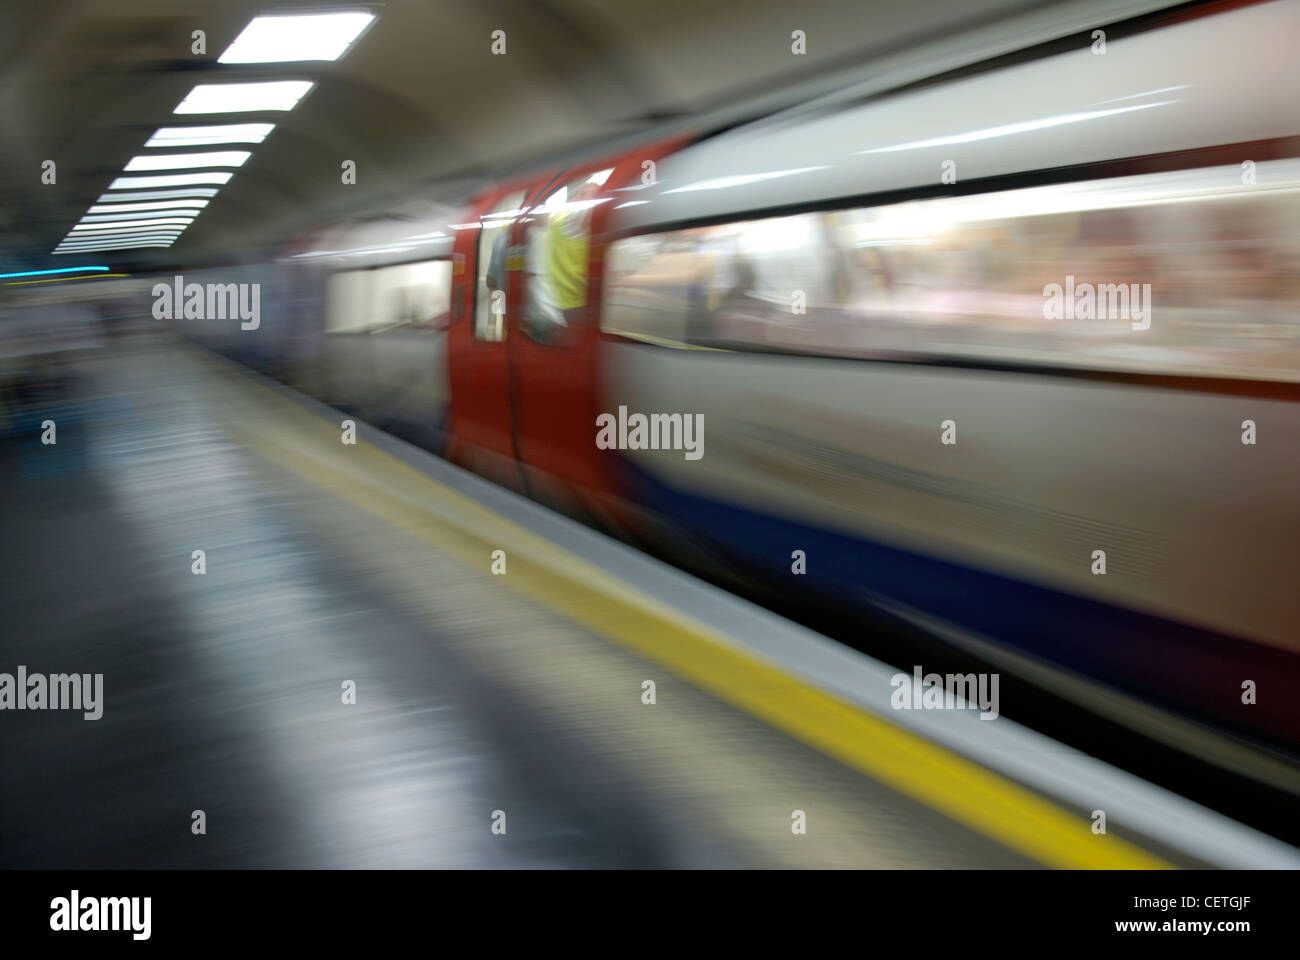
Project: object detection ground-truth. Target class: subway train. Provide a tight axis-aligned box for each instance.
[175,0,1300,766]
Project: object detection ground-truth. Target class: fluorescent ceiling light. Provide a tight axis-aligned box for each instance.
[54,240,170,248]
[68,234,186,244]
[64,226,183,238]
[174,81,314,114]
[97,188,219,202]
[81,209,204,222]
[66,227,186,237]
[109,173,232,189]
[87,200,208,214]
[59,234,180,245]
[64,226,187,238]
[218,12,375,63]
[146,124,274,147]
[57,234,180,243]
[73,218,194,231]
[57,249,172,256]
[56,245,173,253]
[54,245,172,254]
[54,251,168,258]
[124,151,250,171]
[59,236,180,246]
[60,243,180,251]
[69,224,188,235]
[58,236,178,246]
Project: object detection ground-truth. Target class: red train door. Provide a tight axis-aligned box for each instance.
[449,138,686,515]
[446,183,531,490]
[505,145,681,520]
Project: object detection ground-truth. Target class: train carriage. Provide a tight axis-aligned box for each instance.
[190,0,1300,759]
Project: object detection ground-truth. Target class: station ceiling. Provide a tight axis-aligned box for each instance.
[0,0,1143,269]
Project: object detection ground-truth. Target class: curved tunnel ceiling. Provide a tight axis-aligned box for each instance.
[0,0,1172,269]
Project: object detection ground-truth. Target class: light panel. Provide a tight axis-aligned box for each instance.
[146,124,274,147]
[61,234,185,244]
[58,234,180,245]
[58,244,180,252]
[174,81,314,114]
[63,227,183,236]
[218,12,375,63]
[62,226,188,238]
[73,218,194,231]
[124,151,250,171]
[57,232,180,243]
[81,209,204,222]
[109,173,232,189]
[71,224,188,234]
[97,189,220,202]
[54,245,172,254]
[87,200,208,214]
[58,235,181,246]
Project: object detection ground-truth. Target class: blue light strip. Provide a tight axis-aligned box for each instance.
[0,265,110,280]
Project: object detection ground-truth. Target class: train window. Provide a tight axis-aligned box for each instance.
[602,159,1300,381]
[474,191,525,341]
[374,260,452,331]
[518,169,613,345]
[327,259,452,333]
[326,269,374,334]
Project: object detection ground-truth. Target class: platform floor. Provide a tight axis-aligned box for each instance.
[0,336,1226,868]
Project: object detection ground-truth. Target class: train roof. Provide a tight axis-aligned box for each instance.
[608,0,1300,234]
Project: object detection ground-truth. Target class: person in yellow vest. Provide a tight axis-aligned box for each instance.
[546,181,600,323]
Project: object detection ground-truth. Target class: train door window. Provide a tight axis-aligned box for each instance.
[474,190,525,341]
[519,168,613,344]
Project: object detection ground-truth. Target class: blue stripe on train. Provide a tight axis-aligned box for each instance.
[623,461,1299,744]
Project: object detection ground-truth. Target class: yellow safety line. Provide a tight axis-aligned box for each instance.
[218,364,1170,870]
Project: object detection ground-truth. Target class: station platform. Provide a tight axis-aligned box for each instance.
[2,335,1296,869]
